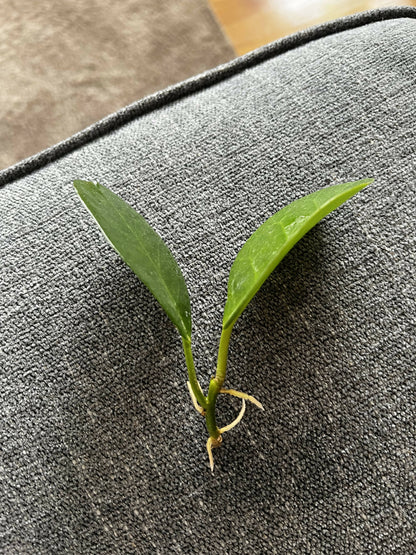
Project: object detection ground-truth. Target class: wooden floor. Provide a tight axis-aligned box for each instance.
[209,0,416,54]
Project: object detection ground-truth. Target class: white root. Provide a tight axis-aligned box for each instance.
[187,381,205,415]
[206,437,215,472]
[220,388,264,410]
[205,387,264,472]
[219,399,246,433]
[206,399,246,472]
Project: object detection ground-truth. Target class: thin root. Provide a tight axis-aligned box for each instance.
[206,436,220,472]
[187,381,205,415]
[219,399,246,433]
[206,399,246,472]
[220,388,264,410]
[206,437,214,472]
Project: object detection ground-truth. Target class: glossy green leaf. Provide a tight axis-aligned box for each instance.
[223,178,373,330]
[73,180,192,340]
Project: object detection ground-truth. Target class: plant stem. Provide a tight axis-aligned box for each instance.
[205,324,234,439]
[182,337,207,409]
[215,324,233,383]
[205,379,222,439]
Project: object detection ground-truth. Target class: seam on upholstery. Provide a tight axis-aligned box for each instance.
[1,6,415,187]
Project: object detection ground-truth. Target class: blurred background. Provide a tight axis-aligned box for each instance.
[210,0,416,54]
[1,0,415,170]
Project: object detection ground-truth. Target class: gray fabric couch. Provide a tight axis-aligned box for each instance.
[1,7,415,554]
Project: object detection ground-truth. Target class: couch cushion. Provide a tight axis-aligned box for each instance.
[1,7,415,553]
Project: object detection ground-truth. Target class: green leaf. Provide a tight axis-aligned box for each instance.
[223,178,373,330]
[73,180,192,340]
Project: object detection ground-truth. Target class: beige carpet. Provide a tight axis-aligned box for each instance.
[0,0,234,170]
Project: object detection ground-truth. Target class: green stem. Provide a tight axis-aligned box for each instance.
[215,324,233,383]
[205,324,234,439]
[182,337,207,409]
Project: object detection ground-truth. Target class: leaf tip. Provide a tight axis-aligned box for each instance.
[73,178,88,187]
[356,177,374,189]
[73,179,103,191]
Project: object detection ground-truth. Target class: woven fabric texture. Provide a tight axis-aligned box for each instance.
[1,8,415,554]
